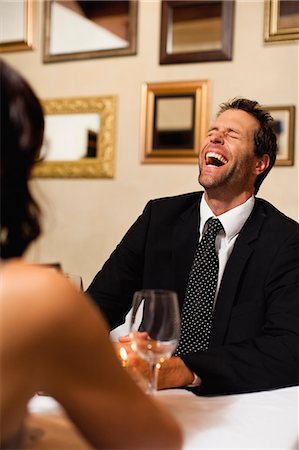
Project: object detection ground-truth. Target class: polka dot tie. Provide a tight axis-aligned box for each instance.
[176,218,223,356]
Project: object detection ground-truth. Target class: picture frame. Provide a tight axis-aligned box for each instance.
[0,0,35,53]
[43,0,138,63]
[264,0,299,43]
[265,106,295,166]
[140,80,210,164]
[32,96,116,178]
[159,0,235,65]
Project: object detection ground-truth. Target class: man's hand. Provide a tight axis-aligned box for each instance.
[114,334,195,390]
[157,355,196,389]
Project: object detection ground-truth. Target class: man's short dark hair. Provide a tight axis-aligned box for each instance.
[217,98,277,194]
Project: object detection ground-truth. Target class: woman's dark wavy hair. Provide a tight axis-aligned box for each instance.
[0,59,44,259]
[217,98,278,194]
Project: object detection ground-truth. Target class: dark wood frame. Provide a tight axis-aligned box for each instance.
[159,0,235,65]
[43,0,138,63]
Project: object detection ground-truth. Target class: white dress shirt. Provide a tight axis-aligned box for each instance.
[199,194,255,302]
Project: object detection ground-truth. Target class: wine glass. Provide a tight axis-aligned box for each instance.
[64,273,83,291]
[129,289,180,395]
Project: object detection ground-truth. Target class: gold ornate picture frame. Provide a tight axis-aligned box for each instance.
[264,0,299,43]
[32,96,116,178]
[141,80,210,164]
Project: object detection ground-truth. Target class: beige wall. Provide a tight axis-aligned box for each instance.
[2,0,298,289]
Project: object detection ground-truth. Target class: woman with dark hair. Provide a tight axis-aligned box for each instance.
[0,59,182,450]
[0,59,43,259]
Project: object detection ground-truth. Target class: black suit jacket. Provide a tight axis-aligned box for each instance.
[87,192,299,395]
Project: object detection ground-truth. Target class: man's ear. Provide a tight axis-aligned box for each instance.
[254,154,270,175]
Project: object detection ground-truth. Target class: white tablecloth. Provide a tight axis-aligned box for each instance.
[156,386,299,450]
[28,386,299,449]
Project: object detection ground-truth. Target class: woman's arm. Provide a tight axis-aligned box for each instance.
[1,262,182,449]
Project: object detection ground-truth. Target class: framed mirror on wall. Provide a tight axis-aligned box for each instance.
[264,105,295,166]
[264,0,299,42]
[43,0,138,63]
[32,96,116,178]
[141,80,210,164]
[160,0,235,64]
[0,0,35,52]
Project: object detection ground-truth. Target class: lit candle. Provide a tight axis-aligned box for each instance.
[119,347,128,368]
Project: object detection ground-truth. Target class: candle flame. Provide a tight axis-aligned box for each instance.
[120,347,128,362]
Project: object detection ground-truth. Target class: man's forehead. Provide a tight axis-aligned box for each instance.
[213,109,260,131]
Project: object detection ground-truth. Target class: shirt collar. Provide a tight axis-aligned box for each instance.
[200,194,255,243]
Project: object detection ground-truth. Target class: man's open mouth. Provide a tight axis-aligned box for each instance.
[206,152,228,167]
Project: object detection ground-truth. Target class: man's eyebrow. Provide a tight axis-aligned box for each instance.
[227,127,241,134]
[207,126,241,134]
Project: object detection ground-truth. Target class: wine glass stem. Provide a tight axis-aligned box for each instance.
[148,363,159,395]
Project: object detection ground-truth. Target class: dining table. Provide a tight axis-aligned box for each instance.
[26,384,298,450]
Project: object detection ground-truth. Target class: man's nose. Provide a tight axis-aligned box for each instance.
[210,131,224,144]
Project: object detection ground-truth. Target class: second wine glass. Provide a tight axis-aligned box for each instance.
[129,289,180,395]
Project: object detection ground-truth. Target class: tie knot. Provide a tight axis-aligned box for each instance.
[206,218,223,238]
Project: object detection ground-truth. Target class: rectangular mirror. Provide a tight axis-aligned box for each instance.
[264,0,299,42]
[43,0,138,63]
[0,0,35,52]
[141,80,210,164]
[32,96,116,178]
[160,0,234,64]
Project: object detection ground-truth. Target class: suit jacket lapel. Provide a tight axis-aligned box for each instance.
[210,200,267,346]
[172,193,202,308]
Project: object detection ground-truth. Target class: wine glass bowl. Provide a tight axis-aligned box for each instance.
[130,289,180,394]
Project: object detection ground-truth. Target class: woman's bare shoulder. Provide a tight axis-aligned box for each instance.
[0,259,109,383]
[1,259,74,309]
[0,259,106,335]
[1,258,63,287]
